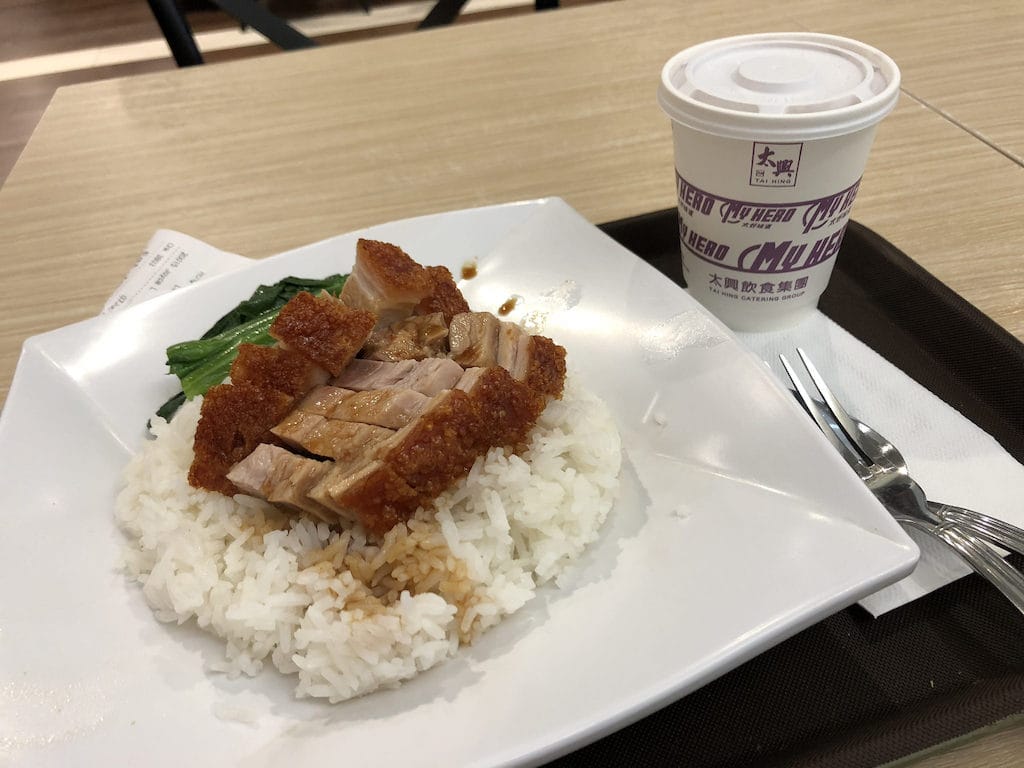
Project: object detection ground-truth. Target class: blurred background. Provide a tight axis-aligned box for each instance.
[0,0,605,184]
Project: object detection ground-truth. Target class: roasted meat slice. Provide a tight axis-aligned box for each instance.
[306,372,543,536]
[496,320,532,380]
[189,239,569,541]
[374,389,482,501]
[269,291,376,377]
[301,387,430,429]
[448,312,500,368]
[339,239,434,327]
[189,383,296,495]
[453,366,486,392]
[332,358,464,396]
[416,266,471,323]
[271,411,394,465]
[399,358,466,396]
[229,343,330,396]
[362,312,449,362]
[331,358,417,390]
[290,385,356,415]
[308,389,478,535]
[226,443,337,523]
[309,460,421,537]
[448,312,566,398]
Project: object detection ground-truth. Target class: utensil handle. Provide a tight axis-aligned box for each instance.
[929,502,1024,558]
[899,518,1024,616]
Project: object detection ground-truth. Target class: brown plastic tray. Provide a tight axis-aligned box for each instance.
[545,211,1024,768]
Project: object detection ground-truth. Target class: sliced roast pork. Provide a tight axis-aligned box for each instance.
[339,240,435,327]
[332,358,417,390]
[448,311,566,398]
[190,240,567,541]
[189,383,296,495]
[415,266,471,323]
[308,389,479,534]
[295,386,429,429]
[290,385,356,414]
[332,358,464,396]
[226,443,337,522]
[340,240,473,331]
[190,291,374,495]
[448,312,500,368]
[362,312,449,362]
[448,311,533,378]
[269,291,376,377]
[309,459,420,536]
[306,367,546,535]
[271,412,393,465]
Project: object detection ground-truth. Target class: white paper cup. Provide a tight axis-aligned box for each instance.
[658,33,900,331]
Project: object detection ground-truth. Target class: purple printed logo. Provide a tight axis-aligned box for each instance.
[675,174,861,235]
[678,219,848,275]
[801,181,860,233]
[750,142,803,187]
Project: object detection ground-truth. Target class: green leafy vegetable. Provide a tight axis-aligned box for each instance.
[155,273,348,421]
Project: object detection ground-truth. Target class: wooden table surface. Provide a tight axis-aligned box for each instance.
[0,0,1021,764]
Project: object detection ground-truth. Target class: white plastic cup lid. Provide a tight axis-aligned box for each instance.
[658,33,900,141]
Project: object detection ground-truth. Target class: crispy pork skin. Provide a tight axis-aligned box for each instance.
[416,266,470,323]
[269,291,376,377]
[462,365,542,450]
[229,344,329,396]
[525,335,567,400]
[189,383,295,495]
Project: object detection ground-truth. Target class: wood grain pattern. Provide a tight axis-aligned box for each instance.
[898,717,1024,768]
[2,1,1021,403]
[778,0,1024,162]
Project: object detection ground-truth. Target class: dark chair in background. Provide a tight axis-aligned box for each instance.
[419,0,557,29]
[147,0,560,67]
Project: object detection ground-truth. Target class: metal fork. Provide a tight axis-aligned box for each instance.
[780,348,1024,615]
[849,418,1024,555]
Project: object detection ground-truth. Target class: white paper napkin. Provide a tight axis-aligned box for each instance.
[109,230,1024,615]
[738,313,1024,614]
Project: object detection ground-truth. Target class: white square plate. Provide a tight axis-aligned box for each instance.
[0,198,917,766]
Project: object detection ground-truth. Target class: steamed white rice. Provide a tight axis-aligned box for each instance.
[115,375,621,702]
